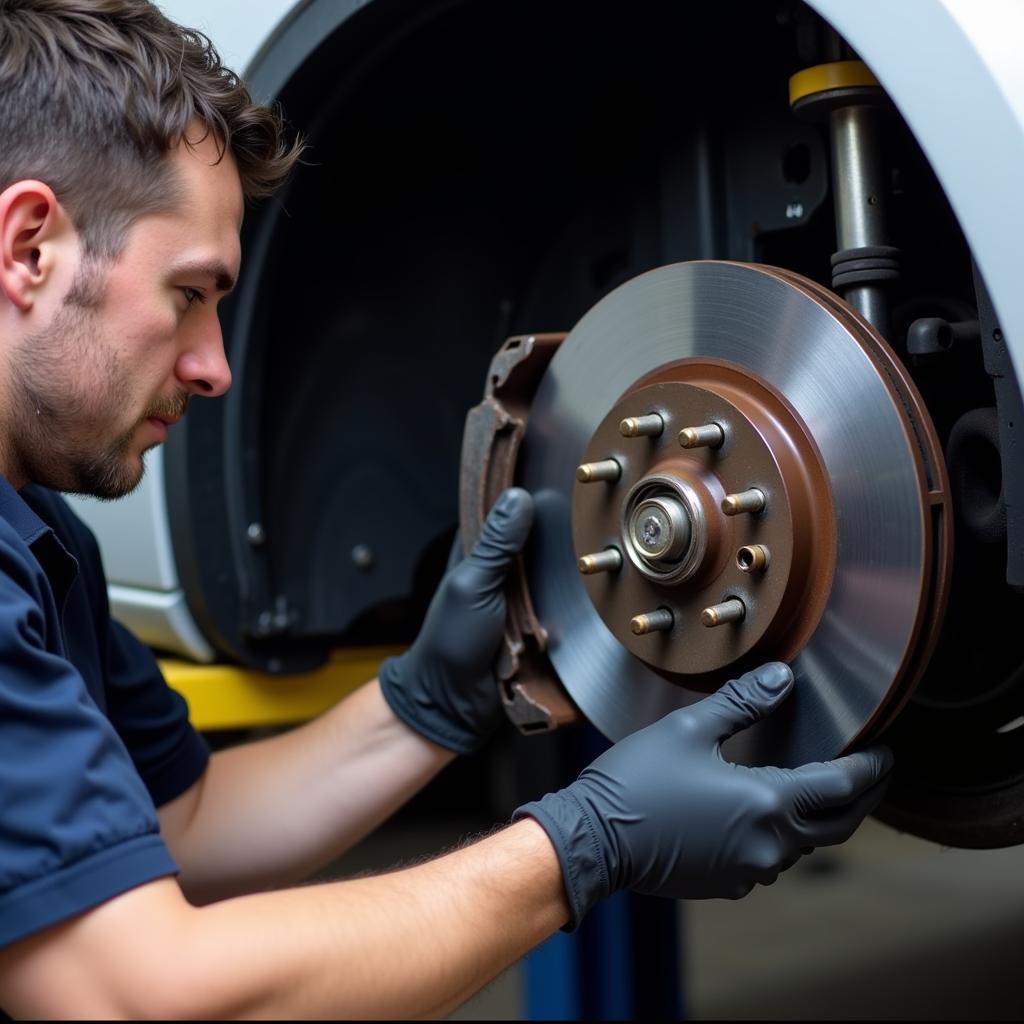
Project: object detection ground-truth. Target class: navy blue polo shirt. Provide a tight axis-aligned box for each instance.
[0,476,209,948]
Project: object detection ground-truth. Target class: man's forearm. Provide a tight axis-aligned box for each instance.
[0,820,569,1020]
[161,679,457,903]
[193,819,569,1020]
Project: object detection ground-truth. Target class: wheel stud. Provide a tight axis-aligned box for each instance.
[576,459,622,483]
[678,423,725,450]
[630,608,674,635]
[721,488,766,516]
[620,413,664,438]
[701,598,746,627]
[578,548,623,575]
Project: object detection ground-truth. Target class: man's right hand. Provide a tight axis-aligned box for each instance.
[515,662,893,928]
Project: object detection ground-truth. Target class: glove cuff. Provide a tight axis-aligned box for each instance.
[513,789,611,931]
[378,655,482,755]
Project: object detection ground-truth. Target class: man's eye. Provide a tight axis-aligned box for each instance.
[181,287,206,307]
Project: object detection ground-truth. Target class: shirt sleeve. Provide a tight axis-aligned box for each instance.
[0,534,178,949]
[103,616,210,807]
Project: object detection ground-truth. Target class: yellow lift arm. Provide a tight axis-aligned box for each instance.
[160,646,407,732]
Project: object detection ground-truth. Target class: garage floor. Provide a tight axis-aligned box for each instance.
[685,816,1024,1020]
[326,811,1024,1020]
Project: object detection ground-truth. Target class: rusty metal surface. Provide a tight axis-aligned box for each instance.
[458,332,579,732]
[572,364,836,685]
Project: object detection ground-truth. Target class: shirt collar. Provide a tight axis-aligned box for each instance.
[0,474,51,547]
[0,476,80,610]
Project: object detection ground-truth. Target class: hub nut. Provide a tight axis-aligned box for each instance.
[628,496,691,564]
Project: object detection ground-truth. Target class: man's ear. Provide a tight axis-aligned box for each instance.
[0,181,70,313]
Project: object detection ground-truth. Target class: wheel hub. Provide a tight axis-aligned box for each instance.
[572,366,836,683]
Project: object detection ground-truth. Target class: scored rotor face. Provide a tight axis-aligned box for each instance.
[520,261,950,767]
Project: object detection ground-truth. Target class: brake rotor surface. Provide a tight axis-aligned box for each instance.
[520,261,950,767]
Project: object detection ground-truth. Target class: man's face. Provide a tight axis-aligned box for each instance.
[9,130,242,498]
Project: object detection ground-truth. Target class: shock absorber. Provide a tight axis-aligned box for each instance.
[789,57,899,338]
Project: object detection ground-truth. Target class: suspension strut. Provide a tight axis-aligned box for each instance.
[789,56,899,338]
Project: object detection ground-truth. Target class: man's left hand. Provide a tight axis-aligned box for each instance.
[378,487,534,754]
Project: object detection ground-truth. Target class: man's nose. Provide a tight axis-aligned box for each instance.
[176,318,233,397]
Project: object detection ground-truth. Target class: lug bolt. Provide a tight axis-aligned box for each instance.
[620,413,665,438]
[578,548,623,575]
[701,598,746,627]
[576,459,622,483]
[736,544,770,573]
[630,608,675,635]
[721,488,766,516]
[678,423,725,450]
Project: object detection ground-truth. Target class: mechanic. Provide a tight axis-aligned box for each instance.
[0,1,892,1018]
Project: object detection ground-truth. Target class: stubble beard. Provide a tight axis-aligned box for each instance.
[8,268,187,500]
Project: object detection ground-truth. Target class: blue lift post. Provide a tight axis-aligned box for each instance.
[523,724,685,1020]
[525,891,684,1020]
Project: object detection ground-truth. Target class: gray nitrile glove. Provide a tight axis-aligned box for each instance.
[515,662,893,928]
[379,487,534,754]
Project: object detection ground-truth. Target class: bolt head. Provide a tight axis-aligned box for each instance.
[628,496,691,563]
[638,510,668,553]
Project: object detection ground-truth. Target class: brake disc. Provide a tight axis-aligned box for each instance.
[517,261,951,767]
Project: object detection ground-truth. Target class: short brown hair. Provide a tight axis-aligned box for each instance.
[0,0,302,257]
